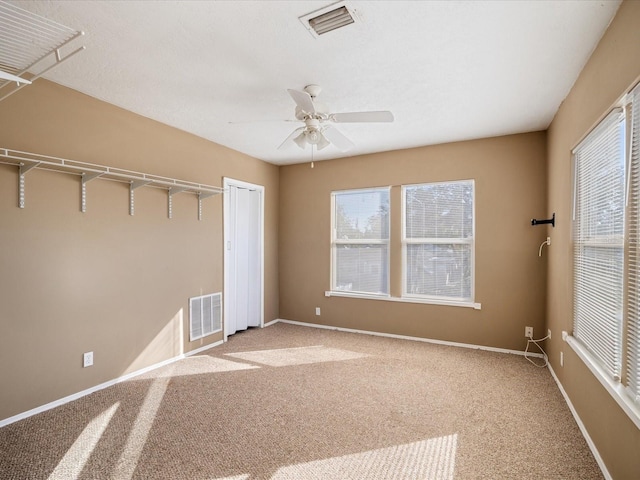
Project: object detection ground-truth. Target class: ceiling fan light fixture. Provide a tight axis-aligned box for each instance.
[316,134,330,150]
[293,131,307,149]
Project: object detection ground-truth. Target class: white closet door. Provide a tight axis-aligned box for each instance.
[246,189,261,327]
[234,187,250,332]
[226,183,262,337]
[227,185,238,336]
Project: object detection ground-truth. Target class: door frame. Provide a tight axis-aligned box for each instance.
[223,177,265,341]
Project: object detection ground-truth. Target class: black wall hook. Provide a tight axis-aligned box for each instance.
[531,212,555,227]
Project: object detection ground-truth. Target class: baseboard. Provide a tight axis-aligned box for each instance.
[0,339,223,429]
[270,318,543,358]
[547,364,611,480]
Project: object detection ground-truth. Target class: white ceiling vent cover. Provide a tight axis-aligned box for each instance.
[190,292,222,341]
[299,2,358,38]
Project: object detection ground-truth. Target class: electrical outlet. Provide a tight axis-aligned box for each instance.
[525,326,533,338]
[83,351,93,368]
[315,307,321,316]
[548,329,551,339]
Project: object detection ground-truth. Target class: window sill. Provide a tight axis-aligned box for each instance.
[325,290,481,310]
[566,335,640,430]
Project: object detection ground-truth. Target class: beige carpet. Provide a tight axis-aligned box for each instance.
[0,322,602,479]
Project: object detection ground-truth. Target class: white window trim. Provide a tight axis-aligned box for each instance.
[325,289,481,309]
[330,187,391,296]
[566,334,640,430]
[401,179,476,303]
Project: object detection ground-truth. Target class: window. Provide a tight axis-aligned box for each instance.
[626,84,640,403]
[403,181,474,302]
[573,109,625,381]
[572,82,640,415]
[331,188,390,295]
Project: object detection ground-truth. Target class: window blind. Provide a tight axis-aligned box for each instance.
[332,188,390,295]
[573,108,625,381]
[403,181,474,301]
[627,84,640,402]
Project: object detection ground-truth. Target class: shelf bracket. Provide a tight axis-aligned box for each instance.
[129,179,151,216]
[81,172,103,213]
[18,161,41,208]
[197,191,217,221]
[167,186,188,219]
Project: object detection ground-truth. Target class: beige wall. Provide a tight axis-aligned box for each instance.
[546,1,640,478]
[0,80,279,421]
[279,132,548,351]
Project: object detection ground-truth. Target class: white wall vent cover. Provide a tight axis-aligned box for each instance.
[299,2,358,38]
[190,292,222,341]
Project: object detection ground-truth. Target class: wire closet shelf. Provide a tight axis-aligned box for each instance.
[0,148,224,220]
[0,0,85,101]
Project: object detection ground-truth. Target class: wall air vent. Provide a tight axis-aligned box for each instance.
[190,292,222,341]
[299,2,358,38]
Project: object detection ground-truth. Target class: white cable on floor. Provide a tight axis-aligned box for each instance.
[525,334,550,367]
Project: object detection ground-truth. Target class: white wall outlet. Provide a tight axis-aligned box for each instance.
[83,351,93,368]
[548,329,551,339]
[315,307,321,316]
[562,330,568,341]
[525,326,533,338]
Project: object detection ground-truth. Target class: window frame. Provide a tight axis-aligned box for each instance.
[401,179,476,304]
[571,108,626,382]
[568,84,640,429]
[330,187,391,297]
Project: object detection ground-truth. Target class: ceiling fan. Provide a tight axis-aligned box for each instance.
[278,84,393,152]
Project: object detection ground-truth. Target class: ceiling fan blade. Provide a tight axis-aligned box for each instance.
[228,119,297,124]
[277,127,306,150]
[323,125,355,151]
[0,70,31,85]
[287,89,316,114]
[331,111,394,123]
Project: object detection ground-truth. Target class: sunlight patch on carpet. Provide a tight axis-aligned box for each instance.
[47,403,120,480]
[113,377,169,479]
[207,476,250,480]
[270,434,458,480]
[225,345,369,367]
[146,356,260,379]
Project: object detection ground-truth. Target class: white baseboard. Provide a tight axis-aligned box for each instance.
[270,318,543,358]
[547,364,611,480]
[0,339,223,429]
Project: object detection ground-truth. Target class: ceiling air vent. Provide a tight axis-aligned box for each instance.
[299,2,357,38]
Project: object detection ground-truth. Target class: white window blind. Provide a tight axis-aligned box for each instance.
[627,84,640,402]
[403,180,474,301]
[331,188,390,295]
[573,108,625,381]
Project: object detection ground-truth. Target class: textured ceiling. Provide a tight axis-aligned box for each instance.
[8,1,621,165]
